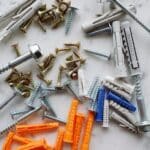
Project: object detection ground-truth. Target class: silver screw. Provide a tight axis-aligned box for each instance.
[0,106,41,136]
[0,44,42,74]
[63,81,82,102]
[111,0,150,33]
[0,90,19,110]
[84,49,111,60]
[42,111,66,124]
[87,23,112,36]
[65,6,78,34]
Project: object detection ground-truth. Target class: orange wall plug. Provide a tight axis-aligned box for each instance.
[72,113,85,150]
[80,111,95,150]
[16,122,59,134]
[63,99,79,143]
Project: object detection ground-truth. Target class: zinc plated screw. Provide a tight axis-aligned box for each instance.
[0,44,42,74]
[11,43,21,57]
[65,6,78,34]
[84,49,111,60]
[111,0,150,34]
[43,111,66,124]
[87,23,112,36]
[0,106,41,136]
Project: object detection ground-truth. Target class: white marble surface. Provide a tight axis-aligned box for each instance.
[0,0,150,149]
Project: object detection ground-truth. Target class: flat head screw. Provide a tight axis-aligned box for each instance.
[11,43,21,57]
[0,44,42,74]
[64,42,80,49]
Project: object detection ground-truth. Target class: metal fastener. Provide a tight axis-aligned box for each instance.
[87,23,112,36]
[0,44,42,74]
[84,49,111,60]
[55,48,71,54]
[11,43,21,57]
[64,42,80,49]
[65,6,78,34]
[0,106,41,137]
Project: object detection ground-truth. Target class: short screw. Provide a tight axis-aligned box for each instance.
[0,44,42,74]
[56,66,63,89]
[65,6,78,34]
[64,41,80,49]
[84,49,111,60]
[42,111,66,124]
[87,23,112,36]
[55,48,71,54]
[11,43,21,57]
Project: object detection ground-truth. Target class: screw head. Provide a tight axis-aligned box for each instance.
[29,44,43,59]
[136,121,150,132]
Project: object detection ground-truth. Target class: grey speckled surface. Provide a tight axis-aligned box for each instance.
[0,0,150,149]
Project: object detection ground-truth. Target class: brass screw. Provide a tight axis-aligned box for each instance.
[55,48,71,54]
[58,1,70,14]
[37,73,52,86]
[67,63,81,77]
[35,16,47,32]
[20,17,33,33]
[73,51,86,63]
[51,15,65,28]
[11,43,21,57]
[56,66,64,88]
[66,58,86,66]
[64,42,80,49]
[66,55,73,61]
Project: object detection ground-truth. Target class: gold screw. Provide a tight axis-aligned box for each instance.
[20,17,33,33]
[55,48,71,54]
[56,66,64,88]
[66,58,86,66]
[37,73,52,86]
[67,63,81,77]
[64,42,80,49]
[66,55,73,61]
[11,43,21,57]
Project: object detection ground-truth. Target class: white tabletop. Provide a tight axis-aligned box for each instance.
[0,0,150,149]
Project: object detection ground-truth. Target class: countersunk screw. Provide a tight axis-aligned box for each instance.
[87,23,112,36]
[0,44,42,74]
[65,6,78,34]
[11,43,21,57]
[55,48,71,54]
[64,41,80,49]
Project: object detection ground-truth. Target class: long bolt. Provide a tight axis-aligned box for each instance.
[111,0,150,34]
[0,106,41,137]
[0,44,42,74]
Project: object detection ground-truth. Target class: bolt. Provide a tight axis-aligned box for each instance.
[20,17,33,33]
[42,111,66,124]
[0,106,41,136]
[111,0,150,34]
[0,44,42,74]
[87,23,112,36]
[65,6,78,34]
[55,48,71,54]
[64,42,80,49]
[11,43,21,57]
[0,90,19,110]
[84,49,111,60]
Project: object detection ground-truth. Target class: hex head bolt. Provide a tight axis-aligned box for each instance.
[0,44,42,74]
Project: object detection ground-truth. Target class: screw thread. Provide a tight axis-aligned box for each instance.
[0,64,10,74]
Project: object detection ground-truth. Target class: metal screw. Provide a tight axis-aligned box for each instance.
[11,43,21,57]
[63,81,82,102]
[0,90,19,110]
[0,44,42,74]
[56,66,63,89]
[64,42,80,49]
[84,49,111,60]
[111,0,150,34]
[55,48,71,54]
[65,6,78,34]
[0,106,41,136]
[42,111,66,124]
[87,23,112,36]
[20,17,33,33]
